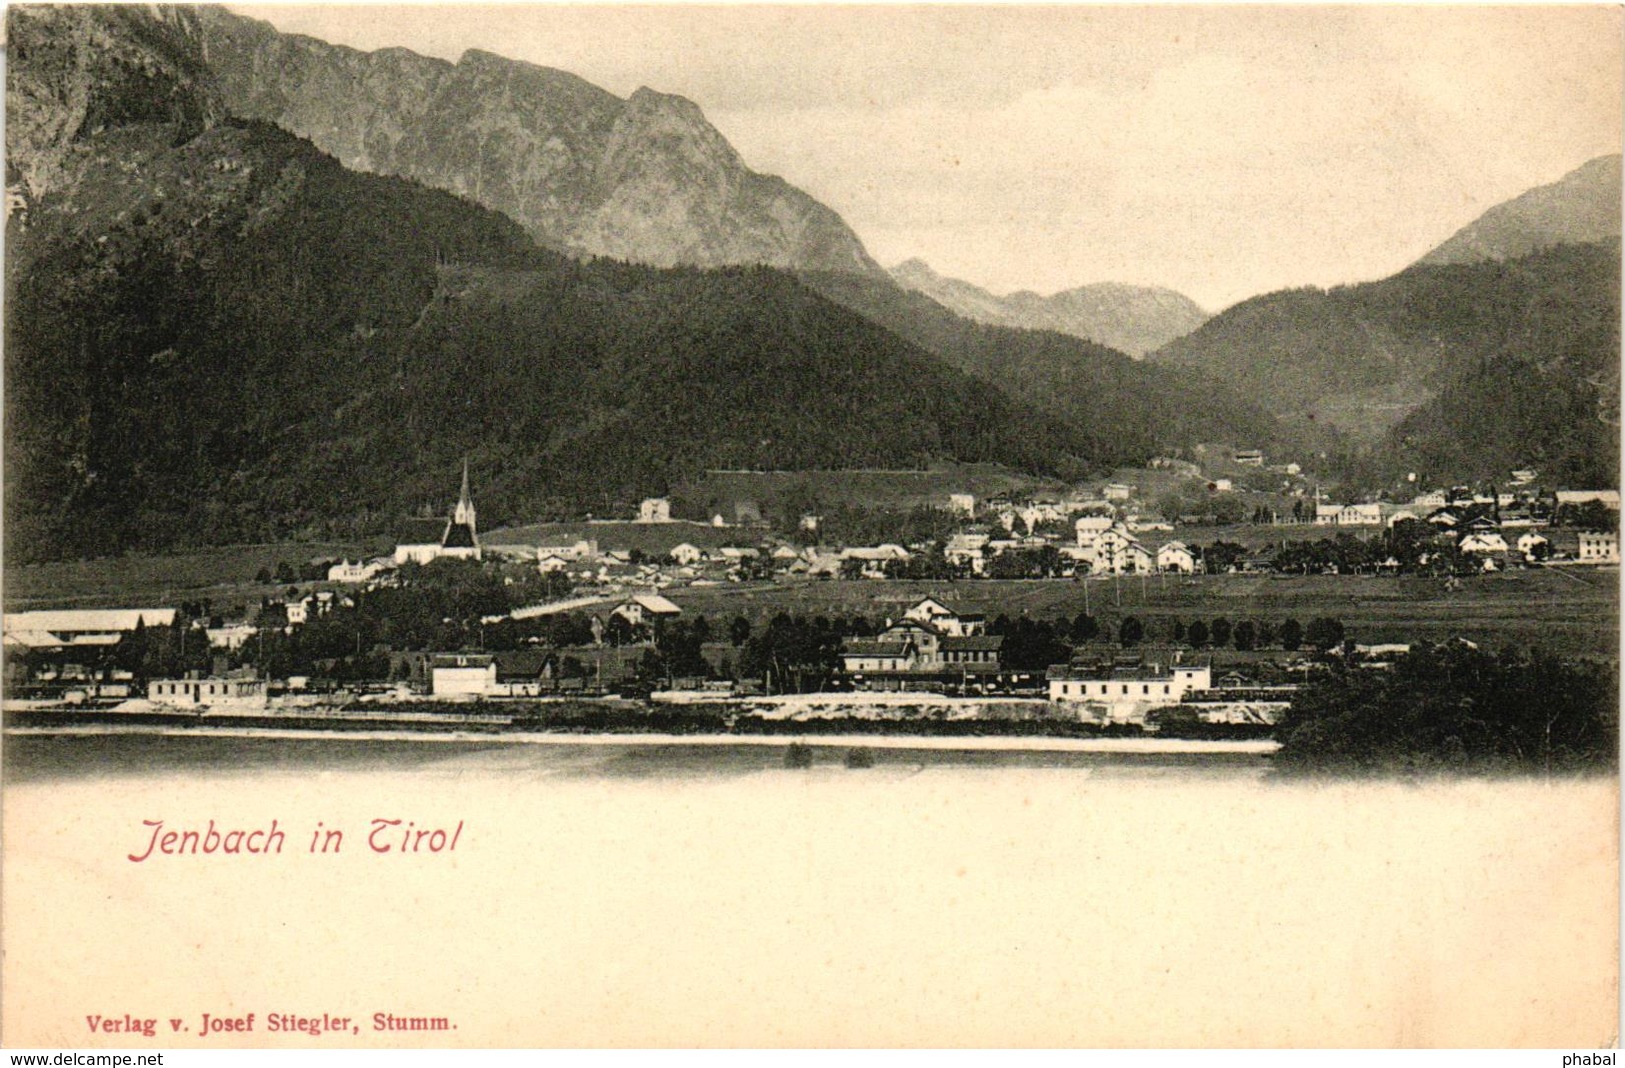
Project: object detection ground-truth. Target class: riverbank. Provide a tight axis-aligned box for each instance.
[3,720,1278,754]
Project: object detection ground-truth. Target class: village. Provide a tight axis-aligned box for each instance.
[4,450,1618,730]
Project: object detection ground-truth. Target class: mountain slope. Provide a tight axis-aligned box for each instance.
[1153,241,1619,433]
[1418,154,1621,267]
[190,6,882,276]
[889,258,1209,356]
[6,4,1111,562]
[800,270,1296,463]
[1151,240,1620,487]
[6,119,1110,564]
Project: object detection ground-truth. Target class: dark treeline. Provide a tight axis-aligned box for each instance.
[1274,644,1617,775]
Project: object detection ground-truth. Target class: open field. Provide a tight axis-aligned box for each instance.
[3,542,372,612]
[660,568,1620,660]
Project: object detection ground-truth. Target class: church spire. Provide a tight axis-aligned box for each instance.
[453,458,477,530]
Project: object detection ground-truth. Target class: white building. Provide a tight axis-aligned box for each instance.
[1047,660,1212,722]
[1156,542,1196,573]
[668,543,707,566]
[327,558,384,583]
[148,674,268,708]
[1516,532,1551,559]
[1074,515,1114,547]
[535,538,597,560]
[1103,483,1135,501]
[609,594,683,628]
[901,597,986,637]
[639,497,673,522]
[1577,531,1619,563]
[1089,526,1150,574]
[4,608,175,640]
[947,493,976,517]
[1458,532,1509,555]
[430,653,497,697]
[205,624,257,650]
[944,532,992,574]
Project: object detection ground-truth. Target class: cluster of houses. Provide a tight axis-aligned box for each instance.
[7,461,1617,719]
[319,466,1621,599]
[1409,489,1619,568]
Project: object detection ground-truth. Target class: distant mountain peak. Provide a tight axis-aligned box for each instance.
[886,259,1209,357]
[1417,154,1622,267]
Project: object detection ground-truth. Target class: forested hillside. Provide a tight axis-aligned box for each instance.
[6,119,1099,562]
[800,270,1301,462]
[1151,240,1620,485]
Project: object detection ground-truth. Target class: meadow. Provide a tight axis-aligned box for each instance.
[662,568,1620,659]
[3,542,370,613]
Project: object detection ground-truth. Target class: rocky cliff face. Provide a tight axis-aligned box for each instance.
[6,4,225,201]
[889,258,1209,357]
[192,7,882,275]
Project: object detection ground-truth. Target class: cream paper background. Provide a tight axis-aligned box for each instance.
[1,749,1617,1048]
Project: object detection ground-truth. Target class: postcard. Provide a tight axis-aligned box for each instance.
[2,2,1619,1049]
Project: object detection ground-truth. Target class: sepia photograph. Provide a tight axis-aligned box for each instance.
[1,1,1620,1050]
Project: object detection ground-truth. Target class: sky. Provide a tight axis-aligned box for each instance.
[230,3,1623,310]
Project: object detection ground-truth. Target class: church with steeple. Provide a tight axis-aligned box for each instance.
[392,461,483,565]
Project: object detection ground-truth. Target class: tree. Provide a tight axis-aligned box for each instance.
[1069,612,1099,645]
[1171,620,1186,643]
[1118,616,1144,647]
[1305,617,1346,652]
[604,614,638,646]
[1279,618,1303,651]
[1187,619,1210,647]
[275,560,298,584]
[1210,617,1232,648]
[729,615,752,646]
[1203,541,1246,573]
[1233,620,1257,652]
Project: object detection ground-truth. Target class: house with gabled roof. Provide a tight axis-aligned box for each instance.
[609,594,682,629]
[901,596,985,637]
[1156,542,1196,573]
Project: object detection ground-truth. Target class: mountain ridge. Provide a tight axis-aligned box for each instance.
[189,5,884,276]
[888,257,1209,357]
[1417,154,1621,267]
[6,4,1117,562]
